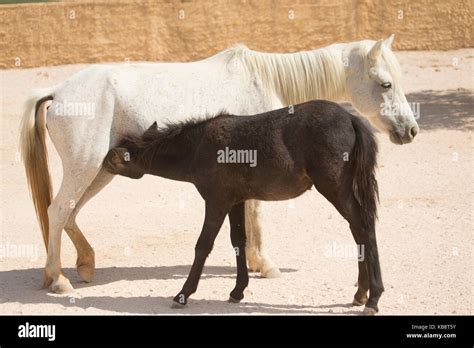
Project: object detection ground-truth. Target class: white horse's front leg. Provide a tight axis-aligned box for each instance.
[245,200,281,278]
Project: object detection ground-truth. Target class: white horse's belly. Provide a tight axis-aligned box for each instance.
[109,63,275,142]
[46,58,280,163]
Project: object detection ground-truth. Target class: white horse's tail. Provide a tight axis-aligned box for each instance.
[20,87,56,251]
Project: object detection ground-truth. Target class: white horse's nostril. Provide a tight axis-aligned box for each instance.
[410,126,418,139]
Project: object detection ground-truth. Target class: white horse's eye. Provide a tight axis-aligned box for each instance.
[381,82,392,89]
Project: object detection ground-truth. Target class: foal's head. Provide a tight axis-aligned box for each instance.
[346,35,419,144]
[103,122,162,179]
[103,146,145,179]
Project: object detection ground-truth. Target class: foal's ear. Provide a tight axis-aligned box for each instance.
[143,121,159,138]
[104,147,130,173]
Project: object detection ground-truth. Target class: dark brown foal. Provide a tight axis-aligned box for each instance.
[104,100,383,314]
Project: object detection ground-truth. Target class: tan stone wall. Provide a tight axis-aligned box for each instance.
[1,0,472,69]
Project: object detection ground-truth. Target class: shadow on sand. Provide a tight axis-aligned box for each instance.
[341,89,473,131]
[0,265,362,315]
[406,89,473,131]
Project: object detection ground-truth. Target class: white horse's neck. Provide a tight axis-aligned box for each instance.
[233,44,348,105]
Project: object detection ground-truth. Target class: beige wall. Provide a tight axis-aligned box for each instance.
[1,0,472,69]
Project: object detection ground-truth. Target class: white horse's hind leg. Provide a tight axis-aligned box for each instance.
[45,164,101,293]
[245,200,281,278]
[64,167,115,282]
[64,220,94,283]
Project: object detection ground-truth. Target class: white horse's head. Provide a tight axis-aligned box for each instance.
[346,35,419,144]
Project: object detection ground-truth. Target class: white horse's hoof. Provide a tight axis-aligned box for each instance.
[171,301,186,309]
[51,277,74,294]
[76,252,95,283]
[77,262,95,283]
[42,275,53,289]
[261,267,281,278]
[247,258,260,273]
[362,306,377,315]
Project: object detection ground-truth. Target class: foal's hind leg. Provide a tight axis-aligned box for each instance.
[64,167,115,282]
[311,177,383,314]
[352,262,369,306]
[228,202,249,302]
[350,215,384,314]
[245,200,281,278]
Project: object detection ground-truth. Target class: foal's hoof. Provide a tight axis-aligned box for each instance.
[362,306,378,316]
[229,289,244,303]
[352,296,368,306]
[171,301,187,309]
[228,296,242,303]
[172,293,187,308]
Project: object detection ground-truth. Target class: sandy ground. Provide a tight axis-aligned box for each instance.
[0,49,473,315]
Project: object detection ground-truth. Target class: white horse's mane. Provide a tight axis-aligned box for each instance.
[224,42,402,105]
[229,44,346,105]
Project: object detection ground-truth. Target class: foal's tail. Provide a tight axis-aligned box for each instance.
[350,116,379,229]
[20,88,56,251]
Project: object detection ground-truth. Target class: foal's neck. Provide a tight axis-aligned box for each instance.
[144,128,202,183]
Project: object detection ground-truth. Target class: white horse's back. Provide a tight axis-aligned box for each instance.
[48,48,274,150]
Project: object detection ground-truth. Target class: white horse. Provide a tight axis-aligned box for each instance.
[20,35,418,294]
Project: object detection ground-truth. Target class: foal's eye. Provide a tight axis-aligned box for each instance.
[381,82,392,89]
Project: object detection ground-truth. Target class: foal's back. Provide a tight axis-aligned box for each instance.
[193,100,359,201]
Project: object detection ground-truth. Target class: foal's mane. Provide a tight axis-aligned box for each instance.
[119,112,229,169]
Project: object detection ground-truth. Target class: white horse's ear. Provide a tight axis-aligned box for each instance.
[369,39,383,64]
[384,34,395,48]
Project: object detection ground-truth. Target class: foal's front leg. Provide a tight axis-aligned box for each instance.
[228,202,249,303]
[172,200,229,307]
